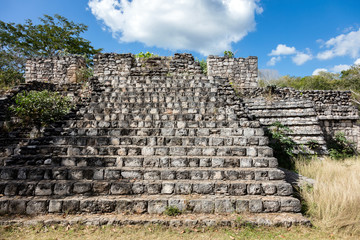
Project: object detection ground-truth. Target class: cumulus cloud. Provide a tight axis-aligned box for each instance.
[331,64,351,73]
[88,0,263,55]
[317,28,360,60]
[267,44,312,66]
[312,68,328,75]
[292,52,313,65]
[267,56,281,66]
[355,58,360,65]
[269,44,296,56]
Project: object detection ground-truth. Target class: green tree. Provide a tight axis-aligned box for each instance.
[0,14,102,88]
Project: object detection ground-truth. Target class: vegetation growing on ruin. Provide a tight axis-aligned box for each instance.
[223,50,234,58]
[135,51,158,59]
[266,121,296,169]
[9,90,73,126]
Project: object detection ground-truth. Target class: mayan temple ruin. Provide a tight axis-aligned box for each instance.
[0,53,358,226]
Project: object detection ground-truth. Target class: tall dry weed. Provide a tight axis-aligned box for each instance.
[296,157,360,237]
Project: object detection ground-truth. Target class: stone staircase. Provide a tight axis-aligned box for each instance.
[0,71,304,221]
[243,97,328,154]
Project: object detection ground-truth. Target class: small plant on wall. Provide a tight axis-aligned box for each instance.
[135,51,158,59]
[266,121,296,169]
[327,132,357,160]
[224,50,234,58]
[9,90,73,127]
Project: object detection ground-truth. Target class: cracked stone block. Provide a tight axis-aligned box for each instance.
[4,183,17,196]
[280,198,301,212]
[49,200,62,213]
[110,182,132,195]
[249,199,263,213]
[236,200,249,213]
[93,182,110,194]
[175,183,192,194]
[35,182,53,196]
[104,170,121,180]
[240,158,252,168]
[121,171,142,179]
[0,200,9,215]
[263,200,280,212]
[9,200,26,214]
[199,158,211,167]
[132,183,144,194]
[62,200,79,213]
[161,183,174,194]
[146,183,161,194]
[168,199,187,211]
[189,200,214,213]
[54,182,72,195]
[277,183,293,196]
[26,200,48,215]
[144,171,160,180]
[215,199,235,213]
[148,200,167,214]
[262,183,277,195]
[73,182,92,194]
[229,183,247,195]
[248,184,262,195]
[123,158,143,167]
[193,183,214,194]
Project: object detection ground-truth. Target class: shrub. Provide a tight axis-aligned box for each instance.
[327,132,357,160]
[266,121,296,169]
[9,90,73,126]
[196,59,207,75]
[164,206,181,216]
[135,51,157,59]
[223,50,234,58]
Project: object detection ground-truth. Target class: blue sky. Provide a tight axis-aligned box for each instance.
[1,0,360,77]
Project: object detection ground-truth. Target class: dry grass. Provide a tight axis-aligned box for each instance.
[296,156,360,237]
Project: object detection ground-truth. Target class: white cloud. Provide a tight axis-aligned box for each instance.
[88,0,263,55]
[267,56,281,66]
[317,28,360,60]
[331,64,351,73]
[312,68,328,76]
[292,52,312,65]
[269,44,296,56]
[355,58,360,65]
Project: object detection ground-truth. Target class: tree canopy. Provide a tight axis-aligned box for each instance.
[0,14,102,88]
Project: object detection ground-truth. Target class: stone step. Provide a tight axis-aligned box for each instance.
[46,119,255,129]
[78,108,242,116]
[259,117,319,126]
[249,109,317,118]
[81,113,241,121]
[17,145,274,158]
[0,194,301,215]
[0,212,311,227]
[0,166,285,182]
[29,135,269,147]
[0,179,293,197]
[48,127,265,137]
[4,156,278,168]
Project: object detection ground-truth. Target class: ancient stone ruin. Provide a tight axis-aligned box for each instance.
[0,53,358,226]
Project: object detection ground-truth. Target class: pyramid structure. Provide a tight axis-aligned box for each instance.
[0,54,305,225]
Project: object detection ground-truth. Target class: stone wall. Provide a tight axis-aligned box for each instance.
[207,56,258,89]
[25,56,86,84]
[93,53,203,84]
